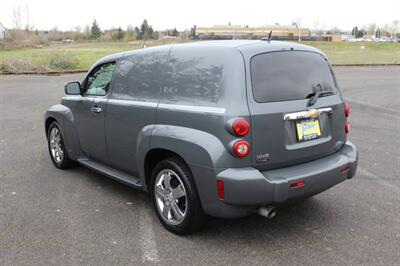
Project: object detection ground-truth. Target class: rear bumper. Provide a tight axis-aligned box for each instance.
[212,141,357,216]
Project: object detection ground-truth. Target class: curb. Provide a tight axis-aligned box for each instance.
[0,70,88,75]
[332,64,400,67]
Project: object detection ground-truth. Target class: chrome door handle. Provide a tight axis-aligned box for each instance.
[90,106,102,113]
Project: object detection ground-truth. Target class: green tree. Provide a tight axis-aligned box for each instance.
[190,25,196,38]
[140,19,149,39]
[352,26,364,38]
[139,19,154,39]
[134,26,141,39]
[148,26,154,39]
[351,26,357,37]
[376,28,381,38]
[117,27,124,40]
[90,19,101,39]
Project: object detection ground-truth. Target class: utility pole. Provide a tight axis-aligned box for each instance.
[298,20,301,42]
[299,26,301,42]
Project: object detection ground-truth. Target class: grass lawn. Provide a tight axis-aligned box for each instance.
[1,40,399,73]
[301,41,400,65]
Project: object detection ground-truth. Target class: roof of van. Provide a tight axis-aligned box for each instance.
[97,40,325,64]
[172,40,323,56]
[167,40,316,50]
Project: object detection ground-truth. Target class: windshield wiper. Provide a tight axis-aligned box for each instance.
[307,83,334,106]
[307,84,321,106]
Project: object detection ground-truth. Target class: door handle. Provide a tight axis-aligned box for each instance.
[90,106,102,113]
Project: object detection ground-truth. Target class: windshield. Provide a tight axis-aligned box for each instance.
[250,51,337,103]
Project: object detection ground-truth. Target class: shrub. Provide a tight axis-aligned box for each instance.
[0,58,48,73]
[48,54,79,70]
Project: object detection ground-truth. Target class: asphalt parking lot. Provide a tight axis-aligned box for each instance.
[1,66,399,265]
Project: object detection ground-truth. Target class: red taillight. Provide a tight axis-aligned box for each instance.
[217,180,224,199]
[233,140,250,157]
[345,121,351,134]
[290,181,305,188]
[344,102,350,117]
[232,119,250,136]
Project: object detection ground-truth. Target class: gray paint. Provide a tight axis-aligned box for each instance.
[44,40,358,218]
[105,47,169,176]
[71,97,109,164]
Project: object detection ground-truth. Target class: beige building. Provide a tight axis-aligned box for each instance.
[196,25,310,39]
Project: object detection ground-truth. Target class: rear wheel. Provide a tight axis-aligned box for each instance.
[150,157,205,234]
[47,122,74,169]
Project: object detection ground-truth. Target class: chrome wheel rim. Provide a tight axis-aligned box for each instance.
[49,127,64,164]
[154,169,187,225]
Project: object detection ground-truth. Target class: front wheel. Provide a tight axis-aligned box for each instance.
[47,121,74,169]
[150,158,205,234]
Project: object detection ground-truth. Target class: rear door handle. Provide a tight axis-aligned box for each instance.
[90,106,102,113]
[283,107,333,120]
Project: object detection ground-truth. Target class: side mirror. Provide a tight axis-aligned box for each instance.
[64,81,81,95]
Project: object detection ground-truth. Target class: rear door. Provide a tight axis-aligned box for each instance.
[105,48,169,176]
[247,51,346,170]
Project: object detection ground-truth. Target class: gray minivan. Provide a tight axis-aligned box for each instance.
[45,40,358,234]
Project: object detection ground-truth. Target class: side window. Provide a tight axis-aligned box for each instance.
[162,47,224,105]
[111,49,169,101]
[83,62,116,96]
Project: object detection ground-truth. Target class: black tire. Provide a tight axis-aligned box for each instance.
[150,157,205,234]
[47,121,74,169]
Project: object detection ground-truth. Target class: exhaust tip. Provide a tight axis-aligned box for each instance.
[268,209,277,219]
[258,206,277,219]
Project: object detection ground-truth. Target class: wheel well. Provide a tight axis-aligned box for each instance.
[144,149,187,188]
[45,117,57,136]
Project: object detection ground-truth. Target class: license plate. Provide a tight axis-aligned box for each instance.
[296,119,321,141]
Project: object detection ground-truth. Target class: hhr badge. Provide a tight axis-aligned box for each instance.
[256,153,270,163]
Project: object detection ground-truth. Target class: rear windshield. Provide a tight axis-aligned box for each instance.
[250,51,337,103]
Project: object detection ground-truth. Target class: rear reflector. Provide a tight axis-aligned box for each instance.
[344,102,350,117]
[290,181,305,188]
[217,180,225,199]
[341,166,350,174]
[345,121,351,134]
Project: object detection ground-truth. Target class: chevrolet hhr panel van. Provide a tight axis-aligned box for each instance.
[45,40,358,234]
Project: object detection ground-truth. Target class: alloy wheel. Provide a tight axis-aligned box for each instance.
[49,127,64,164]
[154,169,188,225]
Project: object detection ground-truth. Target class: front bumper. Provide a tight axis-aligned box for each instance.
[217,141,358,208]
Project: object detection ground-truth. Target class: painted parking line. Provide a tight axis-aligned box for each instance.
[138,206,159,263]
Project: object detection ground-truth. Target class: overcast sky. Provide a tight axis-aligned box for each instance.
[0,0,399,31]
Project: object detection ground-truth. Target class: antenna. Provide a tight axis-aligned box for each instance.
[267,30,272,43]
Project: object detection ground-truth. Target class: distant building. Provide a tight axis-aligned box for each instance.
[331,34,342,42]
[0,22,9,40]
[195,25,310,40]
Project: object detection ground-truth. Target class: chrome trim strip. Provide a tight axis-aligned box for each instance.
[107,99,226,114]
[108,99,157,108]
[283,107,333,121]
[158,103,226,114]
